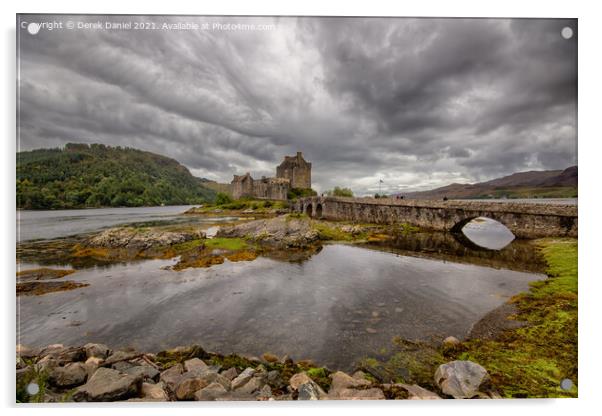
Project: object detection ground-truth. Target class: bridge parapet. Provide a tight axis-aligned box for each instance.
[292,196,577,239]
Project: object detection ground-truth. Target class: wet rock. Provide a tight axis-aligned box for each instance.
[261,353,279,363]
[73,367,141,402]
[16,344,39,359]
[443,336,461,347]
[298,382,322,400]
[330,371,371,390]
[124,365,160,382]
[141,382,169,401]
[35,355,59,372]
[329,388,385,400]
[111,361,134,372]
[84,226,205,250]
[217,216,319,249]
[38,344,64,358]
[103,350,141,367]
[175,370,231,400]
[267,370,285,389]
[434,360,491,399]
[84,357,103,379]
[194,382,229,401]
[221,367,238,381]
[57,346,87,363]
[257,384,273,400]
[84,343,111,359]
[175,377,210,400]
[159,364,184,389]
[288,372,326,399]
[231,367,256,390]
[235,376,264,395]
[49,362,88,387]
[397,383,441,400]
[184,358,208,373]
[288,372,313,391]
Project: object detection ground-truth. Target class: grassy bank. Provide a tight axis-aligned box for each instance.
[359,238,577,398]
[450,238,577,398]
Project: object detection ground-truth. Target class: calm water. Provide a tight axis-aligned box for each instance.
[17,244,544,371]
[17,205,211,242]
[16,205,546,370]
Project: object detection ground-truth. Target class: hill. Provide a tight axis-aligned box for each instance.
[403,166,577,200]
[17,143,216,209]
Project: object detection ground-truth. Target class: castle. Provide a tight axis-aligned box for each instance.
[231,152,312,200]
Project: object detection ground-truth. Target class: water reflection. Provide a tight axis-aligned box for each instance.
[363,230,545,273]
[17,244,544,371]
[460,217,515,250]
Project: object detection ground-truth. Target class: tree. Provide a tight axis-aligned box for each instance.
[215,192,233,205]
[327,186,354,197]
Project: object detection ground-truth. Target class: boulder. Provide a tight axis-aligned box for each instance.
[84,343,111,359]
[73,367,141,401]
[141,382,169,401]
[194,382,229,401]
[85,227,205,250]
[84,357,104,379]
[49,362,88,388]
[397,383,441,400]
[175,377,210,400]
[175,370,231,400]
[34,355,58,372]
[329,388,385,400]
[184,358,208,373]
[103,350,141,367]
[442,336,461,347]
[267,370,285,389]
[124,365,160,382]
[235,376,265,395]
[298,382,322,400]
[261,353,279,363]
[159,363,184,389]
[257,384,273,400]
[220,367,238,381]
[231,367,256,390]
[330,371,371,390]
[288,372,313,391]
[16,344,39,359]
[39,344,65,358]
[434,360,491,399]
[56,346,87,364]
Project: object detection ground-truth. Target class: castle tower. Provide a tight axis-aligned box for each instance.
[276,152,312,189]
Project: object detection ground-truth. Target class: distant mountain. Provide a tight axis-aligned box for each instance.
[403,166,577,200]
[17,143,216,209]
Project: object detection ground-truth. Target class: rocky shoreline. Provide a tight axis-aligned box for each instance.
[17,342,500,402]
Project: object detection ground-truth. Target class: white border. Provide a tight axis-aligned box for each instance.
[2,1,601,415]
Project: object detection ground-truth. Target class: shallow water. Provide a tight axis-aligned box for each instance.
[17,244,544,371]
[16,205,207,241]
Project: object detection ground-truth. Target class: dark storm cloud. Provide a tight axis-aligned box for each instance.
[18,15,577,193]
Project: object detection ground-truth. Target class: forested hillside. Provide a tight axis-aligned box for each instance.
[17,143,216,209]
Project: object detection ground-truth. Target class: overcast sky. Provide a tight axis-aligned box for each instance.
[18,15,577,195]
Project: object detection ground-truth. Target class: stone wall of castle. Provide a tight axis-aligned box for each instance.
[231,152,312,200]
[276,152,311,189]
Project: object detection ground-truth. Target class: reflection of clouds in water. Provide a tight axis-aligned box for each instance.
[17,244,542,371]
[462,217,515,250]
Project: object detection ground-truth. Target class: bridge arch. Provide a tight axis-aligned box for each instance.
[315,203,323,219]
[305,203,313,217]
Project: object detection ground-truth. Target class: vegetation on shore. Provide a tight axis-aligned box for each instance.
[17,143,216,210]
[186,196,289,214]
[450,238,577,398]
[360,238,578,398]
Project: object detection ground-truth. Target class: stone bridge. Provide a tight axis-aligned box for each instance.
[292,196,577,239]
